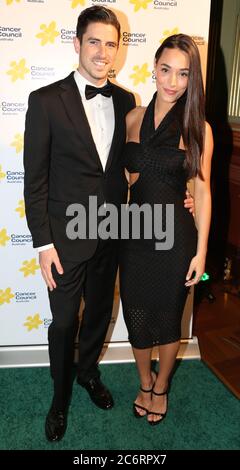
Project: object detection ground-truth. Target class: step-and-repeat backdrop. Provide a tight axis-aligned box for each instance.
[0,0,211,347]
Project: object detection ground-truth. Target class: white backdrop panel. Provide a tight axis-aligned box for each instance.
[0,0,211,346]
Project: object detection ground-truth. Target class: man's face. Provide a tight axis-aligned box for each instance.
[74,22,119,85]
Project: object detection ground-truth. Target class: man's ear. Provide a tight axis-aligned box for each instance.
[73,36,80,54]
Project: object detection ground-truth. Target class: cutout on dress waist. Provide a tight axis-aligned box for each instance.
[129,172,140,187]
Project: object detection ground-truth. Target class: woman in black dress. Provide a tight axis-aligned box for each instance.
[119,34,213,424]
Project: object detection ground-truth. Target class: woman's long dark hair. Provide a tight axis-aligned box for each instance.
[155,34,205,179]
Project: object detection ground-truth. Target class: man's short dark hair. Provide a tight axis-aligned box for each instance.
[76,6,121,43]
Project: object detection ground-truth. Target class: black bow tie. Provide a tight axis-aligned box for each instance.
[85,83,113,100]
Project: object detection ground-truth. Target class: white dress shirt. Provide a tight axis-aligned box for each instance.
[37,70,115,252]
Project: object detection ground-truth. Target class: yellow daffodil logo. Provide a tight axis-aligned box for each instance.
[160,28,179,44]
[130,0,152,12]
[19,258,40,277]
[36,21,60,46]
[130,63,151,86]
[6,0,21,5]
[24,313,43,331]
[0,165,6,181]
[6,59,30,82]
[0,288,14,306]
[11,133,23,154]
[71,0,85,8]
[15,200,25,218]
[0,229,10,247]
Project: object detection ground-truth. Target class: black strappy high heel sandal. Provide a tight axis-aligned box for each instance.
[133,371,157,418]
[133,385,152,418]
[148,389,168,425]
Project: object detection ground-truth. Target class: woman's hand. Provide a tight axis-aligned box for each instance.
[185,254,205,286]
[184,189,194,215]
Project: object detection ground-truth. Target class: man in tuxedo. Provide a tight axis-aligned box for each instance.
[24,6,135,442]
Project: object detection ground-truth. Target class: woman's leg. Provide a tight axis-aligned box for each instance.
[132,346,154,415]
[148,340,180,423]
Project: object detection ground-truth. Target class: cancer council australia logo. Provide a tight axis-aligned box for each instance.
[160,27,179,44]
[24,313,43,331]
[71,0,85,8]
[6,59,30,82]
[11,134,23,154]
[130,0,152,12]
[0,165,6,180]
[19,258,40,277]
[0,229,10,247]
[15,200,25,218]
[0,288,15,306]
[5,0,21,5]
[130,63,151,86]
[36,21,60,46]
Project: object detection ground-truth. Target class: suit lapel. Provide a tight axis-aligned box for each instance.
[59,73,102,169]
[105,85,123,172]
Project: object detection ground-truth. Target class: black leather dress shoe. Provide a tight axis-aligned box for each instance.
[45,404,68,442]
[77,377,114,410]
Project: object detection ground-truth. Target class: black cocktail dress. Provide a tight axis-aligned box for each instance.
[119,93,197,348]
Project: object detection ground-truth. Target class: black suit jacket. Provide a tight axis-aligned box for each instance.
[24,72,135,262]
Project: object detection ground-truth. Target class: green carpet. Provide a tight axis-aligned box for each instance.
[0,360,239,450]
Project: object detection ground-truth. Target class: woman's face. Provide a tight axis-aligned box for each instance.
[155,47,189,104]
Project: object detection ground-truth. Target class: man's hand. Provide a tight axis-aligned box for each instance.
[184,189,194,215]
[39,247,63,291]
